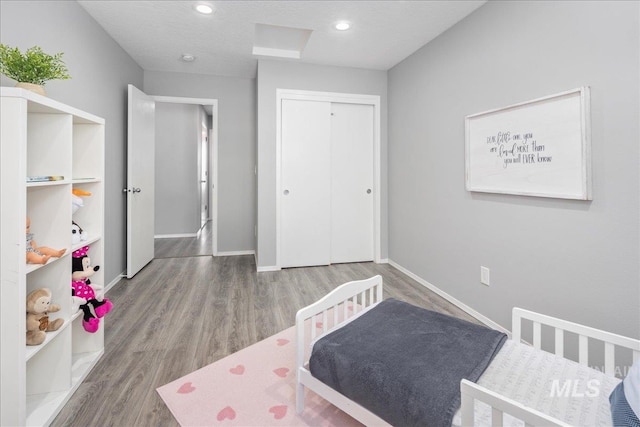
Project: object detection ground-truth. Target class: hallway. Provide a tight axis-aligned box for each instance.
[154,220,213,259]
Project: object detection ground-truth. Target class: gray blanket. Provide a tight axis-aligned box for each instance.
[309,298,507,427]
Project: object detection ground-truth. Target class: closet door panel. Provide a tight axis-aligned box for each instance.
[331,103,374,263]
[281,99,331,267]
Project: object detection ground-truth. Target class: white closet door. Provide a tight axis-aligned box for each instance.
[331,103,374,263]
[281,99,332,267]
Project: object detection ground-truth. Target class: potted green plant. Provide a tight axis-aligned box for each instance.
[0,44,71,96]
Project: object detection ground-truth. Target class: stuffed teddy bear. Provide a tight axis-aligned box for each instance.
[26,217,66,264]
[26,288,64,346]
[71,246,112,333]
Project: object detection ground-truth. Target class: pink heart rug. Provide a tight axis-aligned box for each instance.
[157,326,362,426]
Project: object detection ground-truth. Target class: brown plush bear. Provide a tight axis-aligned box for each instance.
[26,288,64,345]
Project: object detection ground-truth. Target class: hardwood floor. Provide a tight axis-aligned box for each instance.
[52,252,479,426]
[154,221,213,259]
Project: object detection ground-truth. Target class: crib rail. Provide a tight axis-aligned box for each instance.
[512,307,640,375]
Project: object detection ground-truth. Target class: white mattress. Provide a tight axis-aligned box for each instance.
[452,339,620,426]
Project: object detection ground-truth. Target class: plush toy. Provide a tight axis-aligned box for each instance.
[72,195,83,214]
[72,188,92,197]
[71,221,87,244]
[26,217,66,264]
[71,246,112,333]
[71,188,92,214]
[26,288,64,346]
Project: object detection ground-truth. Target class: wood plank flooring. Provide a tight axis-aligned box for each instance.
[154,221,213,259]
[52,247,479,426]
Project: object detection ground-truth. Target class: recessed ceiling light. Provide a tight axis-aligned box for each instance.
[195,4,214,14]
[181,54,196,62]
[335,21,351,31]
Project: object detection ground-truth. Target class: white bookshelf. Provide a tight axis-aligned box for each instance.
[1,87,105,426]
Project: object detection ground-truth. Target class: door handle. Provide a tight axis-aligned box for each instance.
[123,188,130,193]
[366,189,372,194]
[133,187,142,193]
[283,189,290,195]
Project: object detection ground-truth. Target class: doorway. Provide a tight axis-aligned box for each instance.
[127,88,219,277]
[152,95,218,258]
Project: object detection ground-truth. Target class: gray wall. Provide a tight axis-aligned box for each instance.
[0,1,143,285]
[256,59,388,268]
[155,102,200,235]
[144,71,256,253]
[388,1,639,339]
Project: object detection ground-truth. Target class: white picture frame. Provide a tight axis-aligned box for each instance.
[465,87,591,200]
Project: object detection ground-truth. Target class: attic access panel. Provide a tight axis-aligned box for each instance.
[252,23,312,59]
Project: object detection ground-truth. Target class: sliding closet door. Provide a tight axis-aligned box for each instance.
[280,99,332,267]
[330,103,374,263]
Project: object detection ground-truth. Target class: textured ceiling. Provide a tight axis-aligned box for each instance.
[78,0,486,79]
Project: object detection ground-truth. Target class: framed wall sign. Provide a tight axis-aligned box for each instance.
[465,87,591,200]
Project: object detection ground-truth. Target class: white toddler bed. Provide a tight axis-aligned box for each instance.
[295,275,640,426]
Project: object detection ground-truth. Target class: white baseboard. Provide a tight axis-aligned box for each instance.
[257,265,281,272]
[155,233,197,239]
[105,271,126,294]
[388,260,510,336]
[217,250,255,257]
[377,258,389,264]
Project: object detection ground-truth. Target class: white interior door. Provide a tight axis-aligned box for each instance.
[126,84,155,278]
[330,103,374,263]
[209,128,217,255]
[200,123,209,228]
[281,99,331,268]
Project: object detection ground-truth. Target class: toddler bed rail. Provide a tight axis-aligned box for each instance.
[461,308,640,426]
[512,308,640,371]
[295,275,388,425]
[460,379,568,427]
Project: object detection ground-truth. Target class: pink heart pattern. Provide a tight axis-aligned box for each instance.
[229,364,245,375]
[269,405,288,420]
[273,367,289,378]
[217,405,236,421]
[177,382,196,394]
[157,328,369,426]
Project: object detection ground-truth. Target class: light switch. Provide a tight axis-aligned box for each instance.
[481,266,490,286]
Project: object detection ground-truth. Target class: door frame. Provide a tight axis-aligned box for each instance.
[275,89,382,268]
[152,95,219,255]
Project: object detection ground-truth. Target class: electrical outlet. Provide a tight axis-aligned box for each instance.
[480,266,490,286]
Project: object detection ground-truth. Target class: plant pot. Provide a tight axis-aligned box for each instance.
[15,82,46,96]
